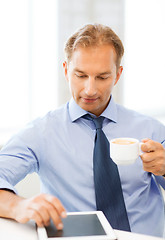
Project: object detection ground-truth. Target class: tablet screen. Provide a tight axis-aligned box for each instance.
[45,213,107,238]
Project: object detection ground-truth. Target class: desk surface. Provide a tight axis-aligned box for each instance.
[0,217,163,240]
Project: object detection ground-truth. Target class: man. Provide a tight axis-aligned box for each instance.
[0,24,165,237]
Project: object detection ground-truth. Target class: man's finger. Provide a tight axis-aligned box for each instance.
[141,151,155,163]
[141,140,157,153]
[45,195,67,218]
[46,202,64,230]
[31,202,51,226]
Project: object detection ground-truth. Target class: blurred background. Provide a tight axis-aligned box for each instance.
[0,0,165,196]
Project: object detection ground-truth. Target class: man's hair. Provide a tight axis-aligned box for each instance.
[64,23,124,68]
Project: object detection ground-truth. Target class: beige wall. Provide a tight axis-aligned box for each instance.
[15,173,40,198]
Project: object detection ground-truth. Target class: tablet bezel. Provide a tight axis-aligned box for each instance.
[37,211,117,240]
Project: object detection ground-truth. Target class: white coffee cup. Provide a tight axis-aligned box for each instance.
[110,137,143,165]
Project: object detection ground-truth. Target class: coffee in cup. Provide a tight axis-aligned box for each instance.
[110,137,143,165]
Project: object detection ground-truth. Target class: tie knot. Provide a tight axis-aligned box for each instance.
[92,117,104,129]
[82,114,104,129]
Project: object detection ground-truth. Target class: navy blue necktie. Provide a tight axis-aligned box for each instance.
[85,115,130,231]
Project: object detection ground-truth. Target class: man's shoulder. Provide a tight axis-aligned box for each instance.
[115,103,165,130]
[116,103,151,119]
[35,102,69,124]
[115,103,159,124]
[18,103,69,136]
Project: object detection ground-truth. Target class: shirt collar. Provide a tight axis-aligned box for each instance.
[69,96,117,123]
[69,98,87,122]
[100,96,117,123]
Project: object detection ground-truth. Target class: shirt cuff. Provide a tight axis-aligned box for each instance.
[0,177,18,194]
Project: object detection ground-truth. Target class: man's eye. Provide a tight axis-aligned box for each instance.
[76,74,87,78]
[97,76,108,80]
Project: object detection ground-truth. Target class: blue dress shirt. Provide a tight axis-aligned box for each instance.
[0,97,165,237]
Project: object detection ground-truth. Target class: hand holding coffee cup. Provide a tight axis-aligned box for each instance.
[110,138,143,165]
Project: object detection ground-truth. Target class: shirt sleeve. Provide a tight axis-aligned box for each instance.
[151,119,165,189]
[0,122,41,192]
[154,136,165,189]
[0,178,18,193]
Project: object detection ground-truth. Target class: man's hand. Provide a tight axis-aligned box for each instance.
[0,191,66,229]
[13,193,67,229]
[140,138,165,176]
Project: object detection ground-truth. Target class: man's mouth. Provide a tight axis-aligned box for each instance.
[81,97,99,103]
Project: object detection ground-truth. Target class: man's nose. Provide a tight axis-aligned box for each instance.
[84,77,97,96]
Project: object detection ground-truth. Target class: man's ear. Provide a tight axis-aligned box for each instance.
[63,61,69,82]
[114,66,123,85]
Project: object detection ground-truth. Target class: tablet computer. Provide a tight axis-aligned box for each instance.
[37,211,117,240]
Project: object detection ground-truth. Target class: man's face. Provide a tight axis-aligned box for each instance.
[63,45,123,116]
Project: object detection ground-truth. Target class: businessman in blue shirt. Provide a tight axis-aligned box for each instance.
[0,24,165,237]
